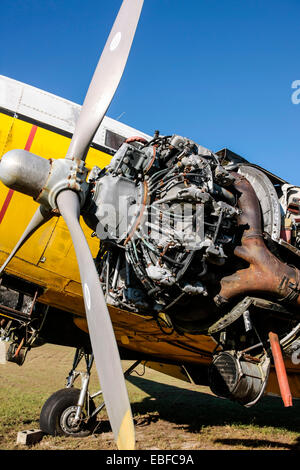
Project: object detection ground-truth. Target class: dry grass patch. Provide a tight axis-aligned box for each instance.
[0,343,300,450]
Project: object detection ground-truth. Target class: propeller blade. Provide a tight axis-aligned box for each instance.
[66,0,144,162]
[56,189,135,450]
[0,206,52,275]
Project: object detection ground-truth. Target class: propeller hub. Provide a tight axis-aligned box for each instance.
[0,149,88,210]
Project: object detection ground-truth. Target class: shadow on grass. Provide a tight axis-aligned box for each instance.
[91,373,300,450]
[214,437,300,450]
[124,374,300,438]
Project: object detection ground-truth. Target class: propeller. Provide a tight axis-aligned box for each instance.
[66,0,144,163]
[0,0,144,449]
[56,190,135,449]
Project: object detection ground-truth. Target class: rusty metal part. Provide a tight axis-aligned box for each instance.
[0,303,32,324]
[269,331,293,407]
[125,136,148,144]
[215,173,300,307]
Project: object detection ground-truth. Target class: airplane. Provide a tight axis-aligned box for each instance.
[1,0,300,450]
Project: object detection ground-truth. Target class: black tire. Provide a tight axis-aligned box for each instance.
[39,388,97,437]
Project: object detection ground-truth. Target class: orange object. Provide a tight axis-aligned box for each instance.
[269,332,293,407]
[125,136,148,144]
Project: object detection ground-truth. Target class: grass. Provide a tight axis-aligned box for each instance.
[0,343,300,450]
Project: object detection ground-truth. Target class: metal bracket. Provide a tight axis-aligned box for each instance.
[208,296,297,335]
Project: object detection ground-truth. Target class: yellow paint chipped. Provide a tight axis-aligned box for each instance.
[121,335,130,345]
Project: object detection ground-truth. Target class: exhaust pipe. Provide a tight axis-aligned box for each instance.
[215,173,300,307]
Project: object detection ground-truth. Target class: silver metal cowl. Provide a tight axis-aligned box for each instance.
[0,149,89,210]
[0,149,51,199]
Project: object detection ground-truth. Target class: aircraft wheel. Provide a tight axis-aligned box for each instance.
[39,388,96,437]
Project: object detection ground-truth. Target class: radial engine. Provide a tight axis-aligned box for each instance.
[82,133,300,407]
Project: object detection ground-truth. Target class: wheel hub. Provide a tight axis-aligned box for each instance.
[60,406,84,434]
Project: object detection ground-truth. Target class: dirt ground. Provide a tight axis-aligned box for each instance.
[0,343,300,452]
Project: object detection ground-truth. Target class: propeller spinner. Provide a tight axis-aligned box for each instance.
[0,0,144,450]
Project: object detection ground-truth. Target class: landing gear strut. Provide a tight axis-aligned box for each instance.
[39,347,140,437]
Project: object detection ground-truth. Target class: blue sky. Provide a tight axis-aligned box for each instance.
[1,0,299,184]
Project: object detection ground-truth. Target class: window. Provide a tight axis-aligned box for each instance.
[105,130,126,151]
